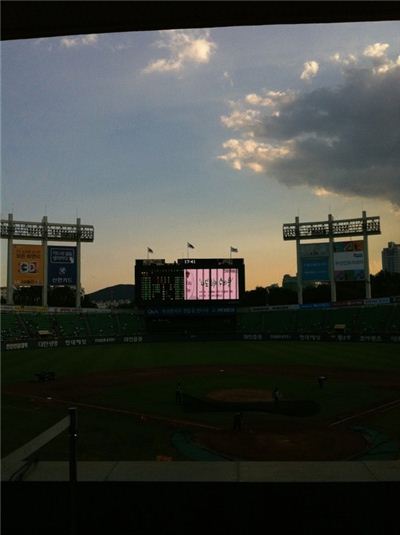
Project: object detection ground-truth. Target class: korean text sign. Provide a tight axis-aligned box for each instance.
[48,246,77,286]
[13,244,44,286]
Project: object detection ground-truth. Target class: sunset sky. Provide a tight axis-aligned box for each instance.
[1,21,400,293]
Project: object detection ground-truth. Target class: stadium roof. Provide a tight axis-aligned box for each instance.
[2,1,399,41]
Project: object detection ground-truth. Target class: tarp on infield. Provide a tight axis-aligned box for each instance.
[171,430,232,461]
[352,426,400,460]
[181,394,320,417]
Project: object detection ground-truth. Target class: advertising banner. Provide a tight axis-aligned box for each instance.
[13,244,44,286]
[48,246,77,285]
[334,240,364,281]
[184,268,239,300]
[300,243,330,281]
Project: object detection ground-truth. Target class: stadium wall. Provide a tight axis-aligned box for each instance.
[2,300,400,350]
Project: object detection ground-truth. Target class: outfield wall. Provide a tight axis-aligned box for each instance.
[2,331,400,351]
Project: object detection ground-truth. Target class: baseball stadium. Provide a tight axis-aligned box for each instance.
[2,5,400,534]
[2,214,400,471]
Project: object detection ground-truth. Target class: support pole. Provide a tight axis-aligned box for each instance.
[328,214,336,303]
[363,210,371,299]
[295,216,303,305]
[42,216,48,307]
[68,407,78,535]
[76,218,81,308]
[7,213,14,304]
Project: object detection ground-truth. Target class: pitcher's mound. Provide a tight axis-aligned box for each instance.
[207,388,274,403]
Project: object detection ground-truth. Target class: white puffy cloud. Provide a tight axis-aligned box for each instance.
[219,43,400,207]
[218,138,293,174]
[300,61,319,80]
[143,29,216,74]
[330,52,357,65]
[364,42,390,58]
[60,34,99,48]
[245,90,295,107]
[220,109,261,130]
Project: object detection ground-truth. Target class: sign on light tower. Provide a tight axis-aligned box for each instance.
[282,211,381,304]
[1,214,94,307]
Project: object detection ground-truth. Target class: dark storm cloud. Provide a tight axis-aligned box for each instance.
[221,52,400,207]
[261,65,400,205]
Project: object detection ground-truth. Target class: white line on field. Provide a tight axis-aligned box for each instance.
[330,398,400,427]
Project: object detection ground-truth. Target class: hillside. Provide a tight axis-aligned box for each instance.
[87,284,135,302]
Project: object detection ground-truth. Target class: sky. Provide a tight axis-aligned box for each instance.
[1,21,400,294]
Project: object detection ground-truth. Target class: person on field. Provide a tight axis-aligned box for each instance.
[272,387,281,405]
[233,412,243,431]
[175,382,183,405]
[318,376,327,389]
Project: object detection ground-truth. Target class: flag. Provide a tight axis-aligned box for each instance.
[147,247,153,253]
[187,243,195,249]
[230,247,238,253]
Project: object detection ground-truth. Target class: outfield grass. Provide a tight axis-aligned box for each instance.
[2,341,400,385]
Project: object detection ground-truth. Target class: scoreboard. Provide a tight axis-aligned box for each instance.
[135,258,245,305]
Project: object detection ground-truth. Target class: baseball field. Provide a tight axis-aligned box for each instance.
[2,341,400,462]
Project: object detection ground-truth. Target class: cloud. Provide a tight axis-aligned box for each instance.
[219,43,400,208]
[143,29,216,74]
[364,42,389,58]
[330,52,357,65]
[300,61,319,80]
[60,34,99,48]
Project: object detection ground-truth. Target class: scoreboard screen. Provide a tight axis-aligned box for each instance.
[135,258,244,304]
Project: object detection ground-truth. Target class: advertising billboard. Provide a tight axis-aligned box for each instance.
[13,244,44,286]
[48,246,77,285]
[300,243,329,281]
[334,240,364,281]
[184,268,239,300]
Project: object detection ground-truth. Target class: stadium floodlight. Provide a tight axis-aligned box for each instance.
[282,211,381,304]
[1,213,94,307]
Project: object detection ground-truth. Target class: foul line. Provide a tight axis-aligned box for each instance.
[3,392,222,432]
[330,398,400,427]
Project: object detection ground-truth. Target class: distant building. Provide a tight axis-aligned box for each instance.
[382,242,400,274]
[282,274,297,291]
[94,298,131,309]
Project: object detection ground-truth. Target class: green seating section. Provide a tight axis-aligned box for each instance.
[86,313,120,337]
[295,309,326,333]
[386,305,400,333]
[324,308,360,333]
[117,313,145,335]
[1,304,399,343]
[263,310,297,333]
[21,313,56,337]
[1,313,28,341]
[237,304,400,335]
[57,313,90,338]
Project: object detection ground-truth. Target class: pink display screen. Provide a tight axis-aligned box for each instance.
[184,269,239,300]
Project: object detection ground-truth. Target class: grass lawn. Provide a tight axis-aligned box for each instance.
[2,341,400,385]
